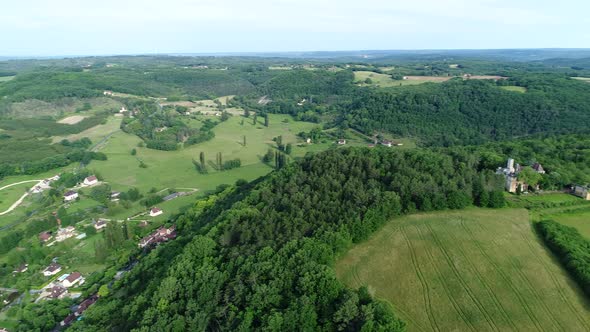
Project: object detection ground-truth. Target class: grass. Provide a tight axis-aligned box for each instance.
[52,115,122,143]
[0,76,15,82]
[353,71,452,87]
[572,77,590,82]
[500,86,527,93]
[335,208,590,332]
[542,208,590,239]
[0,182,33,212]
[89,114,322,194]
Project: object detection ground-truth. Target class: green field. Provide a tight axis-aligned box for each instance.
[0,76,15,82]
[0,182,34,212]
[90,113,322,194]
[353,71,449,87]
[572,77,590,83]
[543,208,590,239]
[336,208,590,332]
[500,86,527,93]
[52,114,122,143]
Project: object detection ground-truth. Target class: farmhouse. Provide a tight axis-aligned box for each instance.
[39,231,52,243]
[42,263,62,277]
[48,285,67,299]
[83,175,98,186]
[119,106,127,113]
[63,190,78,202]
[150,207,163,217]
[573,185,590,200]
[163,192,181,201]
[103,90,113,96]
[63,272,84,288]
[94,219,107,230]
[75,294,98,316]
[138,225,177,248]
[532,162,546,174]
[13,263,28,273]
[381,140,394,147]
[55,226,76,242]
[337,139,346,145]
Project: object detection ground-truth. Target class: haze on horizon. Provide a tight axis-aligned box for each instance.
[1,0,589,57]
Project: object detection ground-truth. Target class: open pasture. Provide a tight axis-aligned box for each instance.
[336,208,590,332]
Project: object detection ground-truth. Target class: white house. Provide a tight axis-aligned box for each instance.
[83,175,98,186]
[150,207,163,217]
[62,272,84,288]
[94,219,107,231]
[42,263,62,277]
[63,191,78,202]
[337,139,346,145]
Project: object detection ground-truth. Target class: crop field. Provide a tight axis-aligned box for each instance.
[90,113,323,194]
[0,182,34,212]
[336,208,590,332]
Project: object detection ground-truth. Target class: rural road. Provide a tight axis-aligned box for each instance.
[0,179,40,191]
[0,179,42,216]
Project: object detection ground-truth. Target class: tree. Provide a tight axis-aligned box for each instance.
[285,143,292,155]
[131,148,137,156]
[264,113,269,127]
[244,109,250,118]
[199,152,205,168]
[98,284,110,297]
[518,166,542,188]
[243,135,247,147]
[253,113,258,125]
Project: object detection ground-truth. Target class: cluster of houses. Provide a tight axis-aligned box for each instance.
[30,175,60,194]
[63,175,100,202]
[42,271,85,301]
[138,225,176,248]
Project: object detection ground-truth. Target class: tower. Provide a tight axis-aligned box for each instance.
[507,158,515,173]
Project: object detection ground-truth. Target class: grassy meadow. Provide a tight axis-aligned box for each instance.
[90,113,324,194]
[335,208,590,332]
[500,86,527,93]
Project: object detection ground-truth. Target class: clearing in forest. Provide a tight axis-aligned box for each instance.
[57,115,86,124]
[335,208,590,332]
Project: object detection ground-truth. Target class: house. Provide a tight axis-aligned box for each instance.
[532,162,546,174]
[75,294,98,316]
[83,175,98,186]
[55,226,76,242]
[573,185,590,200]
[13,264,28,273]
[306,138,312,144]
[103,90,113,96]
[94,219,107,231]
[0,328,9,332]
[505,175,528,194]
[42,263,62,277]
[150,207,163,217]
[163,192,181,201]
[39,231,53,243]
[381,140,394,147]
[60,314,76,327]
[47,285,67,300]
[337,139,346,145]
[138,225,177,248]
[119,106,127,113]
[63,190,78,202]
[63,272,84,288]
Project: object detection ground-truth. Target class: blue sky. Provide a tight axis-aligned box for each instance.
[1,0,589,56]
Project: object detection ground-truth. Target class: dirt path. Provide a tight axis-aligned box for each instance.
[0,180,41,191]
[0,179,42,216]
[0,192,30,216]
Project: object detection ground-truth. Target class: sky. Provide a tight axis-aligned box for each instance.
[1,0,589,56]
